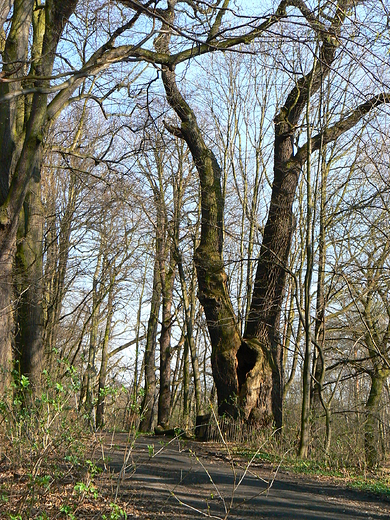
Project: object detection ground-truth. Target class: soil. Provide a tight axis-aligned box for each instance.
[97,433,390,519]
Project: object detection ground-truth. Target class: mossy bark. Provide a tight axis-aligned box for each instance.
[365,369,389,468]
[14,174,44,391]
[0,0,78,397]
[0,246,14,394]
[157,248,176,429]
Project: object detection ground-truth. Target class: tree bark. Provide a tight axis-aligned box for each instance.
[176,249,203,417]
[365,369,389,468]
[79,245,103,417]
[139,254,161,432]
[163,63,243,419]
[0,244,15,394]
[157,242,176,429]
[96,270,115,429]
[43,174,77,363]
[0,0,35,395]
[14,174,44,391]
[0,0,78,396]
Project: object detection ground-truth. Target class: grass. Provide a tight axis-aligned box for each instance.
[346,474,390,498]
[234,444,390,500]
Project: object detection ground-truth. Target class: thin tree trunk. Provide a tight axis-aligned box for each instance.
[283,282,303,398]
[176,249,203,417]
[298,75,316,458]
[183,336,190,429]
[139,254,161,432]
[80,247,103,417]
[43,178,77,363]
[311,154,330,452]
[157,244,176,428]
[96,271,115,429]
[132,270,146,409]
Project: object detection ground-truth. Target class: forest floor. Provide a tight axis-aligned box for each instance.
[98,433,390,520]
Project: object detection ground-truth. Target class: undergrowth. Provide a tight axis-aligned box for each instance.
[0,364,134,519]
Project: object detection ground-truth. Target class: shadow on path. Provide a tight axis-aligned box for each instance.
[100,433,390,520]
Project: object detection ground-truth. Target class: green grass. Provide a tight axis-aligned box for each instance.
[348,477,390,498]
[236,446,390,499]
[288,458,344,478]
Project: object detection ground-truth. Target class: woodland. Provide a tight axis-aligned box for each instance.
[1,0,390,516]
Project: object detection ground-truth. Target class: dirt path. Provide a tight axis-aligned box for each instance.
[100,434,390,519]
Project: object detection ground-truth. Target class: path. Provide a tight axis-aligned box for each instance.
[100,434,390,519]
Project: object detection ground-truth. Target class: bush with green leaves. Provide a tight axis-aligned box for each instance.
[0,360,102,518]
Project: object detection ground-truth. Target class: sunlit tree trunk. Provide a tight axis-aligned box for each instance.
[157,242,176,428]
[96,269,115,429]
[365,369,390,468]
[79,245,103,418]
[182,336,190,429]
[176,250,203,418]
[43,174,78,365]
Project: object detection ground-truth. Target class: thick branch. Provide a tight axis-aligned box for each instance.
[293,93,390,166]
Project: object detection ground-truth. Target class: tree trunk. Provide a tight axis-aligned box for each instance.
[80,246,103,418]
[244,5,349,430]
[157,244,176,429]
[365,369,389,468]
[0,0,35,396]
[96,271,115,430]
[0,241,15,395]
[176,248,203,417]
[139,254,161,432]
[43,169,78,366]
[14,174,44,392]
[0,0,78,398]
[311,153,329,452]
[162,62,243,419]
[182,336,190,429]
[158,0,383,429]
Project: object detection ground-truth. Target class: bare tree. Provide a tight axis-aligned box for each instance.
[150,0,390,429]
